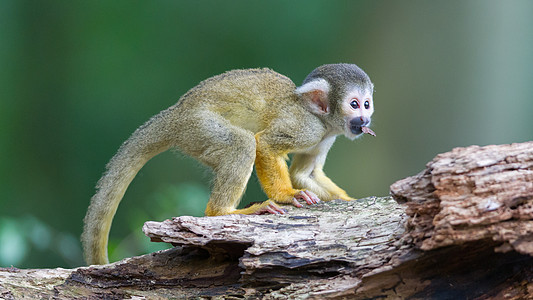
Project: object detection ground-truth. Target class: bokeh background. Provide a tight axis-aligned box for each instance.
[1,1,531,268]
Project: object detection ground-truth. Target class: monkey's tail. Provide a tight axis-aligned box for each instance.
[81,109,175,265]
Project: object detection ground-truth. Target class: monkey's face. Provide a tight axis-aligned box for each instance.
[340,87,374,140]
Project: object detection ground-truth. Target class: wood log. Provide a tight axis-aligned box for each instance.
[390,141,533,254]
[1,141,532,299]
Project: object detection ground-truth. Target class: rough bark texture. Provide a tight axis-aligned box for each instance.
[390,141,533,254]
[1,141,532,299]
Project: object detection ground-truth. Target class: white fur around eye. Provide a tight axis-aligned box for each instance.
[343,87,373,112]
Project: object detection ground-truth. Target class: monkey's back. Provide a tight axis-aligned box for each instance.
[176,68,299,133]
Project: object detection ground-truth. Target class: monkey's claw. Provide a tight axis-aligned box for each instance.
[293,190,321,207]
[254,201,286,215]
[290,198,304,208]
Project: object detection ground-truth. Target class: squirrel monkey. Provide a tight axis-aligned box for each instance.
[82,63,375,265]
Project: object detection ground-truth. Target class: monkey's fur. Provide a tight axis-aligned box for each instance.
[82,64,374,265]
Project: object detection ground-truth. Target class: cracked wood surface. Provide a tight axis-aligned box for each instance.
[1,141,532,299]
[390,141,533,255]
[143,196,407,285]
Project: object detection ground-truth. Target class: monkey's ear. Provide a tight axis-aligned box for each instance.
[295,78,330,115]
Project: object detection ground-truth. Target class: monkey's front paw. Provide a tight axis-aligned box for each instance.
[292,190,321,207]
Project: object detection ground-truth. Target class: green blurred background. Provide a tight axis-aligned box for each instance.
[1,1,531,268]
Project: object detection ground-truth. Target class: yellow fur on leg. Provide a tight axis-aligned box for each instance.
[254,134,301,203]
[313,168,356,201]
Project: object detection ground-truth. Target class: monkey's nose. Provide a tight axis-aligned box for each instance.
[350,117,370,127]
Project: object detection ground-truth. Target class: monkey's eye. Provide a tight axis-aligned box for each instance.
[350,100,359,109]
[364,101,370,109]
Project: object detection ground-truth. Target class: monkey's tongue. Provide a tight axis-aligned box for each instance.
[361,126,376,137]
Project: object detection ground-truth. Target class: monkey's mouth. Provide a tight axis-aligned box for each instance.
[350,126,364,135]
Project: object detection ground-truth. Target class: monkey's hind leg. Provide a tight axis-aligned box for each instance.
[203,132,285,216]
[180,115,284,216]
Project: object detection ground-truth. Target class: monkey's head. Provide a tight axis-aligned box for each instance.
[295,63,374,140]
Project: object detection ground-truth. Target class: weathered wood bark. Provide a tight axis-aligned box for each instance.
[390,141,533,254]
[1,141,532,299]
